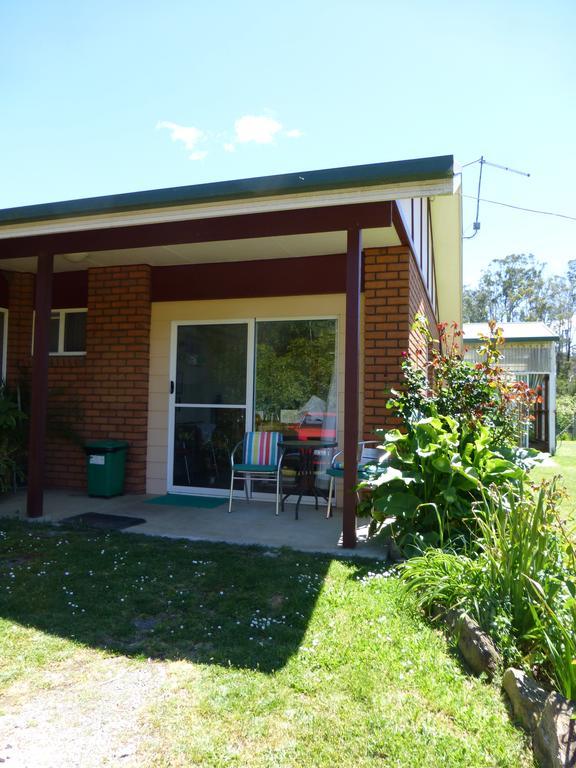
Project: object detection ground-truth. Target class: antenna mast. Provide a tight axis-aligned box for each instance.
[463,156,530,240]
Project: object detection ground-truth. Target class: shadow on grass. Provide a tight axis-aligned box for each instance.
[0,519,377,674]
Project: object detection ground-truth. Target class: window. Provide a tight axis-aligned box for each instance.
[0,308,7,380]
[254,319,337,439]
[47,309,87,355]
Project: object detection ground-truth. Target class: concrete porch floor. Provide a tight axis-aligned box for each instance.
[0,490,389,559]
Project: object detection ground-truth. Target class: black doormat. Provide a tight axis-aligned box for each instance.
[60,512,146,530]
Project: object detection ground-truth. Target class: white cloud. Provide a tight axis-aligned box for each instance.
[157,121,205,151]
[158,115,302,159]
[233,115,282,144]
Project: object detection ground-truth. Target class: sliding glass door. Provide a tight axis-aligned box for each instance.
[170,322,252,492]
[169,317,337,496]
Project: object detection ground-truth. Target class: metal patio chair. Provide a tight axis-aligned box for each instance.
[325,440,388,518]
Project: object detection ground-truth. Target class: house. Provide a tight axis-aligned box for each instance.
[463,322,558,454]
[0,155,462,547]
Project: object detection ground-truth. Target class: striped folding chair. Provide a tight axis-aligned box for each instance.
[228,431,283,515]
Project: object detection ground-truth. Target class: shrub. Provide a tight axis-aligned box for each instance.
[556,394,576,439]
[362,414,526,552]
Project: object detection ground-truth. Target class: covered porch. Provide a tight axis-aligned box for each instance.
[0,156,460,548]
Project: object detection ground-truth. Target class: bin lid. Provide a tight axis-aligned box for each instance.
[84,439,129,453]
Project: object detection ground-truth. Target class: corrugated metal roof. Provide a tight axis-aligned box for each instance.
[463,322,559,342]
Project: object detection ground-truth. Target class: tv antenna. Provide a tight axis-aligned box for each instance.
[463,156,530,239]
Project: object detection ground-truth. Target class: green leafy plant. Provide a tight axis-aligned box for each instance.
[525,512,576,700]
[396,547,482,613]
[0,383,27,493]
[363,414,525,552]
[527,580,576,700]
[471,481,567,645]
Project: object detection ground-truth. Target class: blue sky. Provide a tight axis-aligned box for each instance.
[1,0,575,286]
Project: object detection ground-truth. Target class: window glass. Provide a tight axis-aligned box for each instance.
[64,312,86,352]
[255,319,337,439]
[175,324,247,405]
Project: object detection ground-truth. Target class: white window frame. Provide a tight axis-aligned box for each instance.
[32,308,87,356]
[0,308,8,381]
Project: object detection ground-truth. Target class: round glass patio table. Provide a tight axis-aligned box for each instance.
[278,439,337,519]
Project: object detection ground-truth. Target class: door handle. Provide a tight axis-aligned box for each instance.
[170,380,175,395]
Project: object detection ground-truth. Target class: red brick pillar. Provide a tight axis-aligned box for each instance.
[84,265,151,493]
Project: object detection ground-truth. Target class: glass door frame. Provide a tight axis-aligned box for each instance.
[167,318,255,495]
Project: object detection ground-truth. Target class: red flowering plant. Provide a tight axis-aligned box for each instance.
[388,316,537,448]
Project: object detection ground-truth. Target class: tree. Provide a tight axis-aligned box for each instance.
[482,254,546,321]
[463,253,576,392]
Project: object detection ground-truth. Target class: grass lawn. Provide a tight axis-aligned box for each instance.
[0,520,533,767]
[531,440,576,524]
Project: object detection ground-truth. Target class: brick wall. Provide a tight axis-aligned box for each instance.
[3,265,151,493]
[363,246,437,439]
[45,356,87,488]
[83,265,151,493]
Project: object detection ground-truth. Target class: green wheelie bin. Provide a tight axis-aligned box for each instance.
[84,439,129,497]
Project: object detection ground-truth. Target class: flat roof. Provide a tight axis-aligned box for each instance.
[463,322,559,342]
[0,155,454,227]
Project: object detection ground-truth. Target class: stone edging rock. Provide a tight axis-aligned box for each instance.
[435,608,576,767]
[432,607,501,678]
[504,669,576,768]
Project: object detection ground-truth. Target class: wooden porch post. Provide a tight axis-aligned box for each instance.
[27,252,54,518]
[342,227,362,548]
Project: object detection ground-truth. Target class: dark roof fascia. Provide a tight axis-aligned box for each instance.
[0,155,454,228]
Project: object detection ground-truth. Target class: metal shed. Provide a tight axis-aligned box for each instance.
[463,322,558,454]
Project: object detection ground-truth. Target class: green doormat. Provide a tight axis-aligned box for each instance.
[145,494,226,508]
